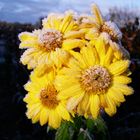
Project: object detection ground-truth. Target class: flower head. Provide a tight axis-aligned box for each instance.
[83,4,122,41]
[55,41,133,119]
[24,70,70,128]
[19,12,86,75]
[78,4,129,59]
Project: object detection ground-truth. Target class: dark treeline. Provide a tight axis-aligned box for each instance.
[0,18,140,140]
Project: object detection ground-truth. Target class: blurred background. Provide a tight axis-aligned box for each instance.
[0,0,140,140]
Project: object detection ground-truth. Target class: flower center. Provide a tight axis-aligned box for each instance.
[101,21,122,41]
[40,85,59,109]
[38,29,63,51]
[80,65,111,93]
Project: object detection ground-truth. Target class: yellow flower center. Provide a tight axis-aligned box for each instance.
[80,65,111,93]
[101,21,122,41]
[38,29,63,51]
[40,85,59,109]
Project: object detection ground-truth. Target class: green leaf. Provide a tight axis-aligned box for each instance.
[55,121,74,140]
[77,131,86,140]
[86,118,95,133]
[73,115,83,131]
[94,117,108,135]
[77,128,93,140]
[86,117,110,140]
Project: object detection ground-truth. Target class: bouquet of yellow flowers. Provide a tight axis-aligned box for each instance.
[18,4,133,139]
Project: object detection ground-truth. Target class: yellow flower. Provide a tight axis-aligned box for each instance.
[82,4,121,42]
[55,41,133,119]
[19,12,86,74]
[24,70,70,128]
[79,4,129,59]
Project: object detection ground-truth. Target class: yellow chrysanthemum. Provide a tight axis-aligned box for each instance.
[55,41,133,119]
[19,12,86,74]
[80,4,121,42]
[78,4,129,59]
[24,70,70,128]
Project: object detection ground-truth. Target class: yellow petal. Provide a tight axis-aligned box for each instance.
[78,93,90,115]
[100,94,107,108]
[70,51,87,69]
[68,58,82,72]
[85,28,99,40]
[32,111,40,123]
[24,82,40,93]
[57,104,70,121]
[95,38,106,65]
[91,4,103,25]
[40,108,49,126]
[57,84,83,100]
[113,76,132,84]
[50,15,62,30]
[26,103,41,118]
[62,39,86,50]
[67,92,84,111]
[53,48,70,68]
[113,84,134,96]
[18,32,37,42]
[107,87,125,103]
[20,48,39,69]
[64,20,77,33]
[55,74,78,91]
[42,18,51,29]
[59,13,72,33]
[105,94,117,116]
[26,104,41,123]
[114,50,123,60]
[43,14,62,29]
[103,47,113,66]
[48,110,61,129]
[90,94,100,119]
[111,42,123,60]
[19,41,38,49]
[109,60,130,76]
[64,30,85,39]
[80,46,97,66]
[50,50,62,68]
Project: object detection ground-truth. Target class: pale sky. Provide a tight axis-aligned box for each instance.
[0,0,140,23]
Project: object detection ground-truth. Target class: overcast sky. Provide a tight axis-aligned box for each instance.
[0,0,140,23]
